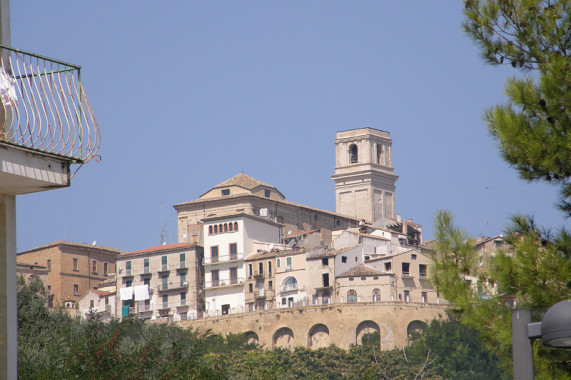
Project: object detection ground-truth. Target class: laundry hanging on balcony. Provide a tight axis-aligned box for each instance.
[0,67,17,106]
[120,286,133,301]
[134,285,149,301]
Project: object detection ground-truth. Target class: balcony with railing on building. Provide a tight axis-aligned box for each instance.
[204,277,244,289]
[0,45,100,165]
[203,252,244,265]
[158,281,189,292]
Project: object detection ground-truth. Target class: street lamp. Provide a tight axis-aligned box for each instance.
[512,300,571,379]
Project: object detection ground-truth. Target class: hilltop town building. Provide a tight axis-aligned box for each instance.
[17,241,121,309]
[116,243,203,321]
[331,128,398,222]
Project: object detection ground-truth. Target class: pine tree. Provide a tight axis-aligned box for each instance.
[430,2,571,378]
[464,0,571,214]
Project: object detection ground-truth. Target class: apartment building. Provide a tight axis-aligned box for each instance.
[244,249,278,312]
[17,241,121,308]
[274,249,308,308]
[202,213,281,317]
[116,243,203,321]
[336,264,394,303]
[366,249,436,304]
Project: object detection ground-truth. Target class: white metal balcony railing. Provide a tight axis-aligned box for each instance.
[280,284,299,292]
[0,45,100,163]
[158,282,189,292]
[157,264,170,272]
[203,253,243,265]
[204,277,244,289]
[176,261,188,270]
[122,269,134,277]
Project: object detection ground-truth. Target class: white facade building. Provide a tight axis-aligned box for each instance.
[202,213,281,317]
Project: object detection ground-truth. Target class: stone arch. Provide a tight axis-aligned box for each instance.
[349,144,358,163]
[307,324,330,349]
[356,320,380,348]
[244,331,259,345]
[407,320,427,337]
[273,327,294,349]
[281,275,298,291]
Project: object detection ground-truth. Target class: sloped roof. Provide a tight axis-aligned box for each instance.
[123,242,197,256]
[307,246,357,259]
[338,264,387,277]
[213,173,273,190]
[283,229,319,238]
[18,241,124,256]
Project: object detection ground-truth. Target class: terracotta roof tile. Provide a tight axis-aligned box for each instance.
[213,173,273,190]
[338,264,387,277]
[124,242,197,256]
[307,246,357,259]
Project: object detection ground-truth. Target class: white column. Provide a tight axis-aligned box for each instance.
[0,194,17,379]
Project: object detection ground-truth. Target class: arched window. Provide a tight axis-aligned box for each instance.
[282,276,298,292]
[349,144,358,163]
[234,222,239,231]
[376,144,383,164]
[219,224,223,233]
[209,226,213,235]
[224,223,228,232]
[213,225,218,234]
[347,289,357,303]
[229,223,233,232]
[372,288,380,302]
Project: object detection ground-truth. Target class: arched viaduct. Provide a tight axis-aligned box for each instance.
[178,302,447,350]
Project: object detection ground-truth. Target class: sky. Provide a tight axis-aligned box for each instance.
[11,1,569,253]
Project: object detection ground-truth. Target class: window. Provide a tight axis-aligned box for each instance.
[264,189,270,198]
[248,283,253,292]
[230,267,238,284]
[214,225,218,234]
[268,280,273,289]
[47,259,51,271]
[384,262,392,271]
[282,276,298,291]
[126,260,132,275]
[404,290,410,302]
[161,275,168,290]
[180,271,187,286]
[421,292,427,303]
[229,243,237,260]
[180,252,186,264]
[162,295,168,309]
[73,284,79,296]
[282,298,286,306]
[228,223,233,232]
[347,289,357,303]
[126,280,132,287]
[180,292,186,306]
[90,300,95,309]
[268,261,272,275]
[341,256,347,263]
[286,257,292,270]
[372,288,381,302]
[314,214,318,221]
[211,246,219,263]
[209,226,213,235]
[402,262,410,276]
[419,264,427,279]
[349,144,358,163]
[411,254,417,260]
[143,278,150,286]
[143,258,150,274]
[322,273,329,287]
[258,262,263,275]
[161,256,168,271]
[103,263,108,275]
[276,258,281,268]
[322,258,328,266]
[92,260,97,274]
[234,222,238,231]
[248,264,253,278]
[221,189,230,196]
[211,270,219,287]
[73,258,79,271]
[376,143,383,164]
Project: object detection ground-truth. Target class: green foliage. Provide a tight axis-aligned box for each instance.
[463,0,571,215]
[430,210,571,379]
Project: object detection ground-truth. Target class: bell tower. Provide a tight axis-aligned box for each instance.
[331,128,398,222]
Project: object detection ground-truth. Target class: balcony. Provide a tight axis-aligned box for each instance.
[176,262,188,270]
[158,282,189,292]
[139,267,152,276]
[157,302,170,310]
[176,300,188,308]
[204,277,244,289]
[157,264,171,273]
[138,304,152,313]
[122,269,134,278]
[280,284,299,293]
[203,252,244,265]
[254,289,266,299]
[0,45,99,163]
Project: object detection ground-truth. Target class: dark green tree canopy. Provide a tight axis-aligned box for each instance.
[464,0,571,215]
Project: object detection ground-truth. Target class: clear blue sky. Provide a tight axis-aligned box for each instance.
[12,1,569,253]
